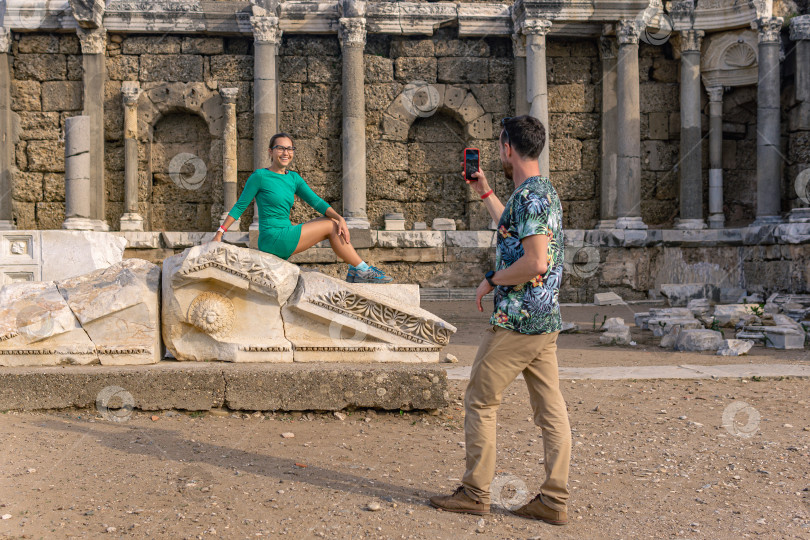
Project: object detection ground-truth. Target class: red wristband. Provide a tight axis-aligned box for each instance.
[481,189,494,200]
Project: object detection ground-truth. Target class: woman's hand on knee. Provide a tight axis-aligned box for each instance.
[333,217,350,244]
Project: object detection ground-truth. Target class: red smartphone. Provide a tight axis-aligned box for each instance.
[464,148,480,181]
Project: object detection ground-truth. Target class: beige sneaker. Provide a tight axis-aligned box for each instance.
[429,486,490,515]
[511,494,568,525]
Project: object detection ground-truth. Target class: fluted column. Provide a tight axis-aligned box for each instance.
[119,82,144,231]
[615,20,646,229]
[524,19,551,177]
[0,28,14,230]
[706,86,725,229]
[675,30,706,229]
[753,16,784,224]
[77,27,108,231]
[220,87,239,226]
[597,35,618,229]
[250,15,282,231]
[339,17,370,228]
[511,32,529,117]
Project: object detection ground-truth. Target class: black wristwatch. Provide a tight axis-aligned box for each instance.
[484,270,496,287]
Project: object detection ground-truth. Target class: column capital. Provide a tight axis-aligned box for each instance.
[789,14,810,41]
[706,85,723,102]
[617,20,643,45]
[752,17,783,44]
[679,29,704,52]
[338,17,367,47]
[219,87,239,105]
[250,15,282,45]
[121,81,140,107]
[599,36,617,60]
[77,26,106,54]
[0,28,10,53]
[511,33,526,57]
[522,19,552,36]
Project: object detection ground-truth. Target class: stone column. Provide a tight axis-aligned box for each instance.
[250,15,282,231]
[706,86,725,229]
[524,19,552,177]
[119,82,144,231]
[0,29,14,230]
[220,87,239,226]
[339,17,370,229]
[77,26,108,231]
[597,35,618,229]
[675,30,706,229]
[615,21,646,229]
[753,16,784,224]
[791,16,810,124]
[512,32,529,117]
[62,116,94,230]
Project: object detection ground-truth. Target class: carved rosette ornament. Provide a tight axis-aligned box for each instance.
[77,26,106,54]
[338,17,367,47]
[706,86,723,102]
[121,82,140,107]
[0,28,10,53]
[219,87,239,105]
[522,19,552,36]
[752,17,783,44]
[617,20,644,45]
[599,36,617,60]
[680,30,704,52]
[250,15,282,45]
[187,291,235,337]
[789,15,810,41]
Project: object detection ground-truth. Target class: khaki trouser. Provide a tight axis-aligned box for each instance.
[462,325,571,511]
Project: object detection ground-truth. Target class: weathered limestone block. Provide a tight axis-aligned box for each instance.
[40,231,127,281]
[601,317,626,332]
[599,326,631,345]
[282,272,456,363]
[712,304,753,327]
[717,339,754,356]
[649,317,702,337]
[162,243,299,363]
[594,291,624,305]
[0,259,160,366]
[674,329,724,352]
[762,327,806,350]
[56,259,161,365]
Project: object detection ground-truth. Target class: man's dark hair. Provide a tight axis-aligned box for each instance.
[269,132,294,148]
[499,116,546,159]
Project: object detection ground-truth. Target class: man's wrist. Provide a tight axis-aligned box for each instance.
[485,270,496,287]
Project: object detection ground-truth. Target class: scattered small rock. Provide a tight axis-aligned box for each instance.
[281,432,295,439]
[106,526,117,533]
[442,353,458,363]
[333,412,346,421]
[151,415,159,421]
[367,502,381,512]
[1,514,11,520]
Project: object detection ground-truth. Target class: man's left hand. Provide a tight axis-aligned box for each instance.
[475,278,494,312]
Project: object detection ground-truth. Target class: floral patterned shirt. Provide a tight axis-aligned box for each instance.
[490,176,564,335]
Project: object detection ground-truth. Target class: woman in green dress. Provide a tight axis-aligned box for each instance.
[213,133,392,283]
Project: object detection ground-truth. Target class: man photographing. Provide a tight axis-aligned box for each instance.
[429,116,571,526]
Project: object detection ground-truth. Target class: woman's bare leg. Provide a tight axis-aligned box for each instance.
[292,217,363,266]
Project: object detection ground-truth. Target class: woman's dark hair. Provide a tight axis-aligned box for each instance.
[269,132,294,149]
[499,116,546,159]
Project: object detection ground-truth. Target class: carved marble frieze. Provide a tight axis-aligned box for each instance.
[701,29,759,88]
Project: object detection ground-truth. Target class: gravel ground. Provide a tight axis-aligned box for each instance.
[0,301,808,539]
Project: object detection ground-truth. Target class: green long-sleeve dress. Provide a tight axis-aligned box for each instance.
[227,168,331,259]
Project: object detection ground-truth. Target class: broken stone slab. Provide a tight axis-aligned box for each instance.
[40,231,127,281]
[561,321,579,333]
[762,327,806,350]
[687,298,711,317]
[162,243,299,362]
[601,317,625,332]
[719,287,746,304]
[674,329,724,352]
[599,325,631,345]
[648,307,694,319]
[0,259,160,366]
[282,271,456,363]
[56,259,161,365]
[660,283,719,307]
[740,293,764,304]
[713,304,756,327]
[659,325,681,349]
[594,291,624,305]
[772,314,803,331]
[634,312,651,330]
[431,218,456,231]
[648,317,703,337]
[717,339,754,356]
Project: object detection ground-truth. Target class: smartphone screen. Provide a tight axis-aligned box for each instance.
[465,149,479,181]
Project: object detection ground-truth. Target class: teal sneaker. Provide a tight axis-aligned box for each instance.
[353,265,393,284]
[346,266,357,283]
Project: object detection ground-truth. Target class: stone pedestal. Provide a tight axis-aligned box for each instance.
[524,19,552,177]
[598,35,618,230]
[120,82,144,232]
[0,29,13,231]
[220,87,239,226]
[339,17,370,229]
[675,30,706,230]
[250,16,282,231]
[615,20,646,230]
[62,116,96,231]
[706,86,725,229]
[752,17,784,225]
[77,27,109,232]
